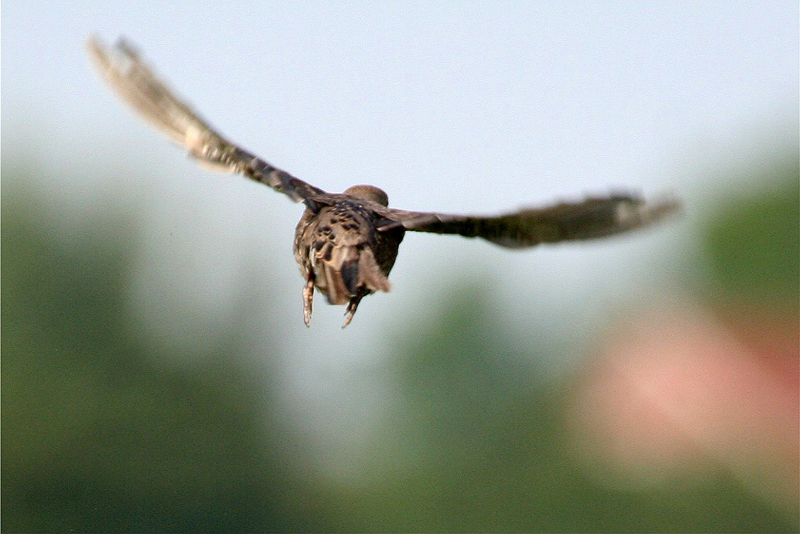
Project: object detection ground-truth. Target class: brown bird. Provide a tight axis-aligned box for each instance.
[86,36,680,328]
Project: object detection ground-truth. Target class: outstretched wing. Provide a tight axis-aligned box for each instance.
[379,194,680,248]
[86,36,326,207]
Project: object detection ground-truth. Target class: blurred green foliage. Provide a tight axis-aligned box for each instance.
[2,192,327,532]
[703,158,799,308]
[3,156,797,532]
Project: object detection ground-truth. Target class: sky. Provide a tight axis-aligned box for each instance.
[3,1,798,463]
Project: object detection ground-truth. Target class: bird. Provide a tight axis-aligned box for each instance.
[86,36,680,328]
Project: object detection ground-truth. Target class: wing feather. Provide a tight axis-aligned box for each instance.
[379,194,680,248]
[86,36,326,207]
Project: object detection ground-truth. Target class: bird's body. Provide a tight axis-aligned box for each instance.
[293,186,404,326]
[87,36,680,327]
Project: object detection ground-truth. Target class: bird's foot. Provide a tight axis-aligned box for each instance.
[302,276,314,327]
[342,295,364,329]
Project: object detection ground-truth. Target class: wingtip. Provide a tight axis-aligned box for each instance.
[85,35,120,75]
[642,194,683,222]
[85,34,101,50]
[85,34,106,65]
[85,34,140,65]
[612,193,683,234]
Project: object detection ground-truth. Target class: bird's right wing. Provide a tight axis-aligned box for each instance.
[86,36,326,207]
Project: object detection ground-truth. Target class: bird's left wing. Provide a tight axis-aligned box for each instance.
[378,194,680,248]
[86,36,326,207]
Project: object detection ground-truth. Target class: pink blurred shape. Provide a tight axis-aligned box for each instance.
[568,298,798,519]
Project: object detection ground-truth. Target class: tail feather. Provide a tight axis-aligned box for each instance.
[322,244,355,305]
[323,262,351,305]
[320,245,390,305]
[357,247,391,293]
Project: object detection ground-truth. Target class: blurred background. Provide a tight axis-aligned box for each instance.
[3,2,798,532]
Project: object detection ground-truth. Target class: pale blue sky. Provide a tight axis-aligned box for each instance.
[3,1,797,466]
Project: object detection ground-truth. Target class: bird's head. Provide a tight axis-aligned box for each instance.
[344,185,389,207]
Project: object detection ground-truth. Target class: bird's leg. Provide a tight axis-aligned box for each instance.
[302,275,314,327]
[342,294,364,329]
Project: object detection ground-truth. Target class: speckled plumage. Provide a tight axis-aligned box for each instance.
[87,36,680,327]
[293,186,404,327]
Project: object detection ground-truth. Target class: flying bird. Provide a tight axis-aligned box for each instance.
[86,36,680,328]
